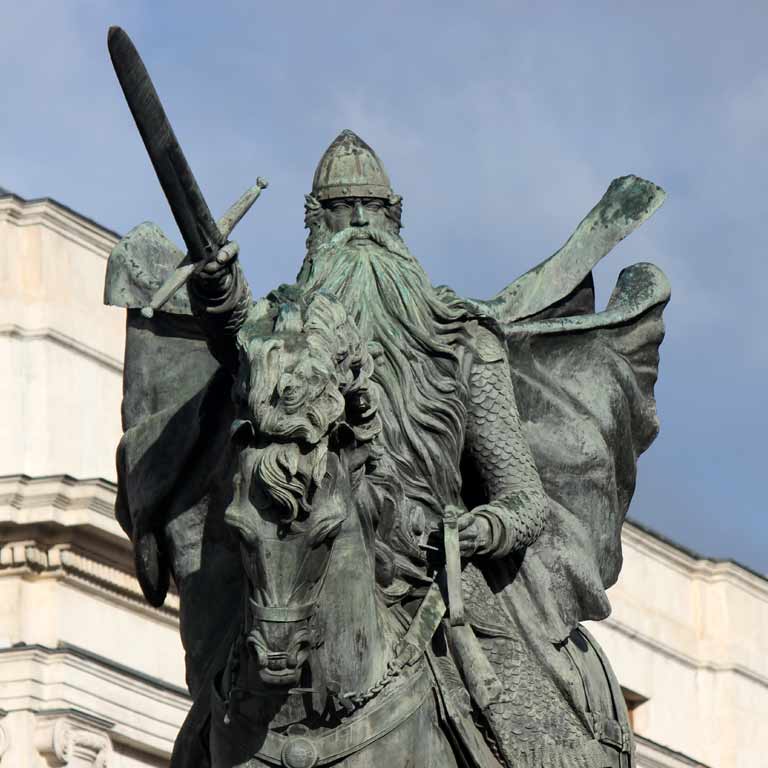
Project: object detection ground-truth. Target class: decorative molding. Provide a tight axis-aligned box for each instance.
[622,522,768,599]
[0,324,123,374]
[0,474,118,521]
[34,711,114,768]
[601,612,768,689]
[0,644,190,700]
[635,735,711,768]
[0,475,180,620]
[0,646,189,759]
[0,196,118,260]
[0,645,191,722]
[606,524,768,690]
[0,538,179,618]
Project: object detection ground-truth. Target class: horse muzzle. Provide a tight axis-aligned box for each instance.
[246,600,315,686]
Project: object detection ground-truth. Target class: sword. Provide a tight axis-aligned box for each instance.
[107,26,267,316]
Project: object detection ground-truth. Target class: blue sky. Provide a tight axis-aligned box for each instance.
[3,2,767,572]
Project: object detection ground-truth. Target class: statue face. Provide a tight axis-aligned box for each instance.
[322,197,391,238]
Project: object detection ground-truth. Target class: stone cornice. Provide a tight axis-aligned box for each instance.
[0,644,189,699]
[622,521,768,601]
[0,537,180,620]
[0,196,118,259]
[0,474,179,619]
[634,735,711,768]
[600,612,768,689]
[0,475,122,538]
[601,522,768,690]
[0,645,190,759]
[0,324,123,373]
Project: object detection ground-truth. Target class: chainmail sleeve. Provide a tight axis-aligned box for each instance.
[464,327,547,558]
[188,263,253,372]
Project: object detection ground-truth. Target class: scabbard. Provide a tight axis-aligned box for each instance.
[446,623,516,766]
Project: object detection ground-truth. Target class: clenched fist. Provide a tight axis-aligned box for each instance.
[456,511,492,557]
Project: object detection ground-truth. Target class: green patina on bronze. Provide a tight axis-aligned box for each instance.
[105,27,669,768]
[312,129,398,202]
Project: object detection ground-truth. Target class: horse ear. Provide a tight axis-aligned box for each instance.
[230,419,255,446]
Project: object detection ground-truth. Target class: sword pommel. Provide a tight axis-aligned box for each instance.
[218,178,269,239]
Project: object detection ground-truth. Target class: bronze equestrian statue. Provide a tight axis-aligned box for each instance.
[105,27,669,768]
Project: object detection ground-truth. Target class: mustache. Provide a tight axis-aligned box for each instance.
[297,223,424,298]
[322,226,412,261]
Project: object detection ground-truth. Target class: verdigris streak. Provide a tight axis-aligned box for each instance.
[105,26,669,768]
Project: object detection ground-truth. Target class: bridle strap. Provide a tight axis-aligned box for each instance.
[249,598,315,623]
[221,660,433,766]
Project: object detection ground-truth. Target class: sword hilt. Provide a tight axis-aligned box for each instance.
[141,179,267,318]
[443,505,465,627]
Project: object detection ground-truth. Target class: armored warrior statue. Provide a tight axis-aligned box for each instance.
[105,28,669,768]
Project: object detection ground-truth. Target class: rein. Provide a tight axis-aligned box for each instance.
[249,600,316,623]
[219,583,447,768]
[220,469,461,764]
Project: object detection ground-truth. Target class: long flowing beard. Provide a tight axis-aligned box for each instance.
[298,228,419,339]
[297,228,471,519]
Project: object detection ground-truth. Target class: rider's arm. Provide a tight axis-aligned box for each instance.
[462,327,547,559]
[188,247,252,372]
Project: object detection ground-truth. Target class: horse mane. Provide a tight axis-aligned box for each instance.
[227,291,381,529]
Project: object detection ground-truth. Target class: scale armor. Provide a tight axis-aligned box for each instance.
[461,565,593,765]
[464,327,546,557]
[461,327,597,764]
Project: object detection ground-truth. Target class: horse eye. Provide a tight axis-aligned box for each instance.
[230,419,255,445]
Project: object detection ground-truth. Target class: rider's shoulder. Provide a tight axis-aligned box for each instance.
[466,321,507,365]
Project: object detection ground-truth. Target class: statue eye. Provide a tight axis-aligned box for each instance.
[329,202,351,213]
[365,201,383,212]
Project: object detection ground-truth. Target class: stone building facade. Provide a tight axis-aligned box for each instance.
[0,188,764,767]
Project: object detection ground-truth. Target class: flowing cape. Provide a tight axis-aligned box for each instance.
[449,175,670,641]
[504,263,667,640]
[105,222,240,699]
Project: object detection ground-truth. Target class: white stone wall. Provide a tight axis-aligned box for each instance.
[590,524,768,768]
[0,194,124,481]
[0,475,189,766]
[0,194,188,767]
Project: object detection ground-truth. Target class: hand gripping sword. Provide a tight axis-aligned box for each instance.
[107,26,267,317]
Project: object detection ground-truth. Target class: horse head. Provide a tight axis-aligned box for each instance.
[224,291,380,687]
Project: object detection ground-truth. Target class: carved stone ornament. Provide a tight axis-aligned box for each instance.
[34,713,113,768]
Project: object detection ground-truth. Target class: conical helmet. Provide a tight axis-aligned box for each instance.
[311,129,395,201]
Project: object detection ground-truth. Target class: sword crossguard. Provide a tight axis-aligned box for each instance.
[141,180,268,318]
[109,27,268,319]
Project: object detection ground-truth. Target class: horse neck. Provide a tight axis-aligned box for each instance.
[310,489,393,694]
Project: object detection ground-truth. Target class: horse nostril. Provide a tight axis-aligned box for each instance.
[246,633,268,668]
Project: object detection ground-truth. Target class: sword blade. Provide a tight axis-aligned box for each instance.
[107,26,223,262]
